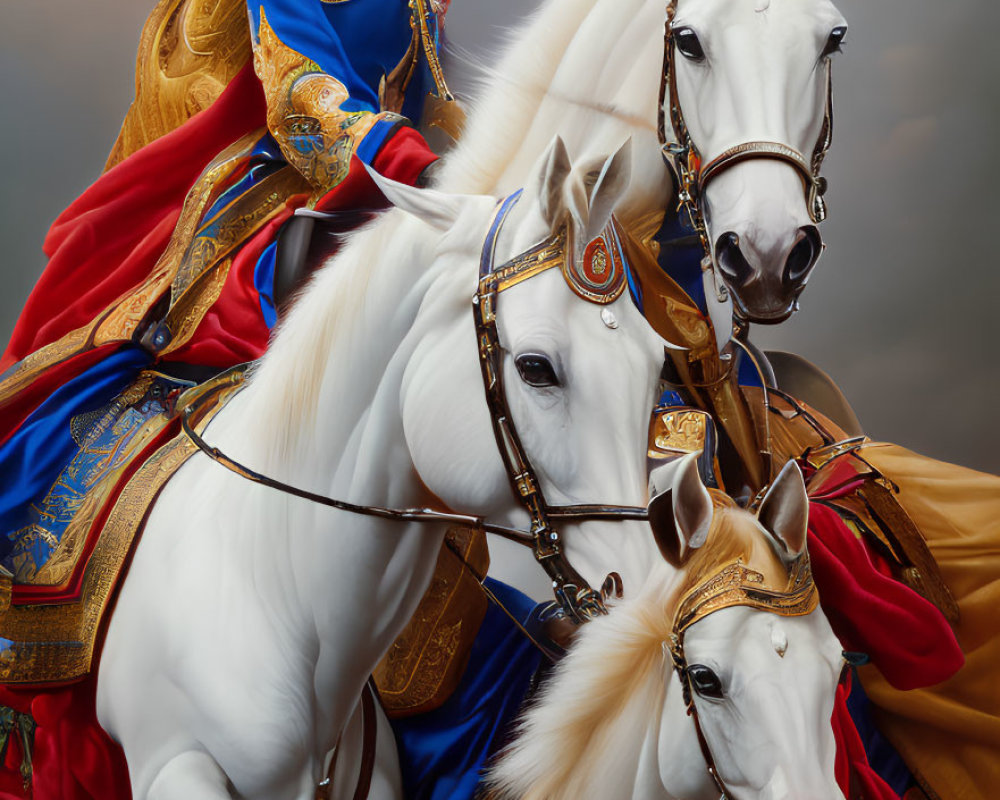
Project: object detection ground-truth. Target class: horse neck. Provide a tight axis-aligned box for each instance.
[489,564,687,800]
[215,210,437,492]
[438,0,670,225]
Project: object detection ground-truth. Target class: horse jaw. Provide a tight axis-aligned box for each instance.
[680,607,846,800]
[672,0,846,322]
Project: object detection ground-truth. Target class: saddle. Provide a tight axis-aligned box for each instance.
[0,365,488,721]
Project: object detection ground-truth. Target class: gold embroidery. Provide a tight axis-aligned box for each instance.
[106,0,252,169]
[0,373,242,684]
[673,556,819,636]
[254,12,386,196]
[375,526,489,717]
[0,131,264,411]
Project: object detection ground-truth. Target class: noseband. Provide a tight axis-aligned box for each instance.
[657,0,834,260]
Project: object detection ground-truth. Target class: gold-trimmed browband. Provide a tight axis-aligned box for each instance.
[479,228,567,296]
[479,219,628,306]
[672,556,819,636]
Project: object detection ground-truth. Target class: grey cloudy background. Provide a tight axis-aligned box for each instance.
[1,0,998,472]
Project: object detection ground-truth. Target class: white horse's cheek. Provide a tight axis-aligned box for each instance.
[401,335,508,515]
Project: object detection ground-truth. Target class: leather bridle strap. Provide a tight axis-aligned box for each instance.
[315,679,378,800]
[180,381,650,547]
[474,193,608,622]
[473,194,652,623]
[667,635,730,798]
[657,0,834,256]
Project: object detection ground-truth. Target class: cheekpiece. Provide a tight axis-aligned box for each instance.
[672,555,819,638]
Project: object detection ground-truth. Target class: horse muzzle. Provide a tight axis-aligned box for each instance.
[714,225,823,324]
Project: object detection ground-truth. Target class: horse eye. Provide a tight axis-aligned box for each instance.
[515,353,560,388]
[822,26,848,57]
[673,27,706,62]
[687,664,724,699]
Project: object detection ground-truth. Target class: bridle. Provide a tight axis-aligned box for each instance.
[665,555,820,797]
[473,191,653,622]
[657,0,834,262]
[180,190,655,625]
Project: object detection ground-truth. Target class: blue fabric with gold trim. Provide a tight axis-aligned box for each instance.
[0,0,428,571]
[247,0,429,123]
[0,347,149,565]
[390,579,544,800]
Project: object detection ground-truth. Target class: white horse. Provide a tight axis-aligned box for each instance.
[96,137,667,799]
[426,0,848,600]
[488,455,846,800]
[439,0,847,324]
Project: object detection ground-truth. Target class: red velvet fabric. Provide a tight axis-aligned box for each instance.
[807,501,964,691]
[831,677,901,799]
[168,127,438,367]
[1,64,268,372]
[0,677,130,800]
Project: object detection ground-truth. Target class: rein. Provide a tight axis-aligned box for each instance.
[657,0,834,260]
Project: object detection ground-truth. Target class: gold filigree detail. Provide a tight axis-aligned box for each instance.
[106,0,252,169]
[0,373,243,684]
[673,556,819,636]
[649,408,708,459]
[375,526,489,718]
[254,12,386,196]
[0,131,264,411]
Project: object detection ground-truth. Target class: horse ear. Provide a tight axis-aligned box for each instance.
[584,138,632,243]
[648,452,714,568]
[365,163,469,232]
[756,460,810,565]
[535,136,573,231]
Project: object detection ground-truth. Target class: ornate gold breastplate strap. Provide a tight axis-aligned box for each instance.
[672,556,819,636]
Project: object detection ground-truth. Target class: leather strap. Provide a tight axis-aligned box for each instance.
[316,680,379,800]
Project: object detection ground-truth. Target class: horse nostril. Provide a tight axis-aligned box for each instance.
[783,226,822,288]
[715,232,754,288]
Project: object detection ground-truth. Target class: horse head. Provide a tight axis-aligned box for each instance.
[371,136,669,602]
[650,453,845,799]
[486,455,844,800]
[669,0,847,323]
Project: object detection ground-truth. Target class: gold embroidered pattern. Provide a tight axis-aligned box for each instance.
[106,0,253,169]
[0,131,263,410]
[0,373,243,684]
[673,556,819,636]
[375,526,489,718]
[254,12,389,196]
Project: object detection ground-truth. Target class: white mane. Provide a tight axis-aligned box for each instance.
[235,0,667,481]
[487,563,681,800]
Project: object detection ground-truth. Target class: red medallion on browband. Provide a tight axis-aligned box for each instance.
[562,223,628,305]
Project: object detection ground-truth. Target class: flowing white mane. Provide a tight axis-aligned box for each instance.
[234,210,438,473]
[235,0,666,480]
[488,563,679,800]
